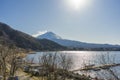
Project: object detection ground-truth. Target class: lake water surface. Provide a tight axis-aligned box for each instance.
[26,51,120,78]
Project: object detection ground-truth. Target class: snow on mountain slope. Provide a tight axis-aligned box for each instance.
[37,32,62,40]
[36,31,120,48]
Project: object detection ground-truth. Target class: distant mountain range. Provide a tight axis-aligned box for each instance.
[0,22,65,51]
[1,22,120,51]
[36,32,120,50]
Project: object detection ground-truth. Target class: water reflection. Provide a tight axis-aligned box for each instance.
[26,51,120,69]
[26,51,120,78]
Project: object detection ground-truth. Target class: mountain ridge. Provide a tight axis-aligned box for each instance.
[36,31,120,50]
[0,22,65,51]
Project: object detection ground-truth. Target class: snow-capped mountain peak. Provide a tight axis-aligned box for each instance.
[37,31,62,40]
[36,31,120,49]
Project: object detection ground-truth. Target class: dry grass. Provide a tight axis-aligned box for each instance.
[16,69,47,80]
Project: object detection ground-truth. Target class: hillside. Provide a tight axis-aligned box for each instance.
[0,22,65,51]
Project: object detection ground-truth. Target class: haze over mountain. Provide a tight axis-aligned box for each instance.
[0,22,65,51]
[36,31,120,49]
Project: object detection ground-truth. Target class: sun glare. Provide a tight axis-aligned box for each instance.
[66,0,90,10]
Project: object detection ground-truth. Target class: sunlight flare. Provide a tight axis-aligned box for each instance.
[66,0,91,10]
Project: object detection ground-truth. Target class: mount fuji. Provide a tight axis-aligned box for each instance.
[0,22,65,51]
[36,31,120,50]
[38,32,62,40]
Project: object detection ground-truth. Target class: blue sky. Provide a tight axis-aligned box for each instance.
[0,0,120,44]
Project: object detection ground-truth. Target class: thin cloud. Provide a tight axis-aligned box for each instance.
[32,30,48,37]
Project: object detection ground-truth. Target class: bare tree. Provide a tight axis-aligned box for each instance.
[58,54,73,80]
[8,46,20,77]
[78,52,120,80]
[0,45,21,80]
[97,53,120,80]
[37,52,73,80]
[0,45,9,80]
[40,53,57,80]
[59,54,73,70]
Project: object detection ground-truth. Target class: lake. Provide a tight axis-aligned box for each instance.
[26,51,120,78]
